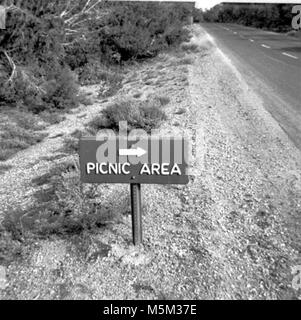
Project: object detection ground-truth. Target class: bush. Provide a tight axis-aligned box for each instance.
[1,1,192,113]
[77,92,94,106]
[164,25,190,46]
[0,226,23,264]
[88,98,167,133]
[92,2,192,63]
[43,67,79,111]
[0,68,44,110]
[140,104,168,131]
[180,41,200,53]
[0,65,80,113]
[2,159,111,239]
[39,111,66,125]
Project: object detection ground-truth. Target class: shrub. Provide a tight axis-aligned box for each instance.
[164,25,190,46]
[1,1,191,114]
[39,111,66,125]
[43,67,80,111]
[90,101,142,132]
[87,115,113,134]
[94,2,192,62]
[3,110,46,131]
[180,42,200,53]
[0,65,80,113]
[2,159,112,239]
[88,98,167,133]
[139,103,167,131]
[76,60,124,99]
[77,92,94,106]
[0,68,44,110]
[0,226,23,264]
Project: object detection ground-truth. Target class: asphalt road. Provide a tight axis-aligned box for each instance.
[201,23,301,150]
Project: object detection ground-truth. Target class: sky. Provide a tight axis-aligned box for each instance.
[195,0,301,10]
[195,0,220,10]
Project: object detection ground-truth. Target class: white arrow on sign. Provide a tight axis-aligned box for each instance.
[119,147,147,157]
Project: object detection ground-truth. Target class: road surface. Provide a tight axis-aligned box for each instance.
[201,23,301,150]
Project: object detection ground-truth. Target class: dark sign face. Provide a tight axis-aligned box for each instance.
[79,136,189,184]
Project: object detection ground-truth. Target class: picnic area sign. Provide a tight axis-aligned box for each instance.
[80,136,189,185]
[80,124,189,245]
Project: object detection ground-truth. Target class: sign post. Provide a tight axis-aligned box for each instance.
[0,6,6,30]
[130,183,142,245]
[80,135,189,245]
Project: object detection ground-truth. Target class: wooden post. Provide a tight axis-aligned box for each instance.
[0,5,6,30]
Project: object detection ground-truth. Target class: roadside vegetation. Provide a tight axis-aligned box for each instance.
[88,98,167,134]
[203,3,297,33]
[0,159,107,264]
[0,1,194,267]
[0,109,48,161]
[0,0,191,160]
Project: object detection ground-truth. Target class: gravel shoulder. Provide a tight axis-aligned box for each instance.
[1,25,300,300]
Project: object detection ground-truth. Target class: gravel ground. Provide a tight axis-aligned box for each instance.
[0,25,300,300]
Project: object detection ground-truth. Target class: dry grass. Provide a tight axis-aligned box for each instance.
[0,123,47,161]
[60,136,80,155]
[0,164,12,175]
[78,62,124,99]
[39,111,66,125]
[0,158,114,265]
[1,110,46,131]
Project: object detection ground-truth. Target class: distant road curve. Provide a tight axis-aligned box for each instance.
[201,23,301,150]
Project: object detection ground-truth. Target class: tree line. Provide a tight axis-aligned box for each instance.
[203,3,296,32]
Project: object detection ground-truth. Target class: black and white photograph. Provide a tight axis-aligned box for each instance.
[0,0,300,304]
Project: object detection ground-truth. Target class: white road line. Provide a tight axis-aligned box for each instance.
[233,31,237,34]
[261,44,271,49]
[249,39,254,42]
[282,52,298,59]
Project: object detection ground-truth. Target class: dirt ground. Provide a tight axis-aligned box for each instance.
[0,25,300,300]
